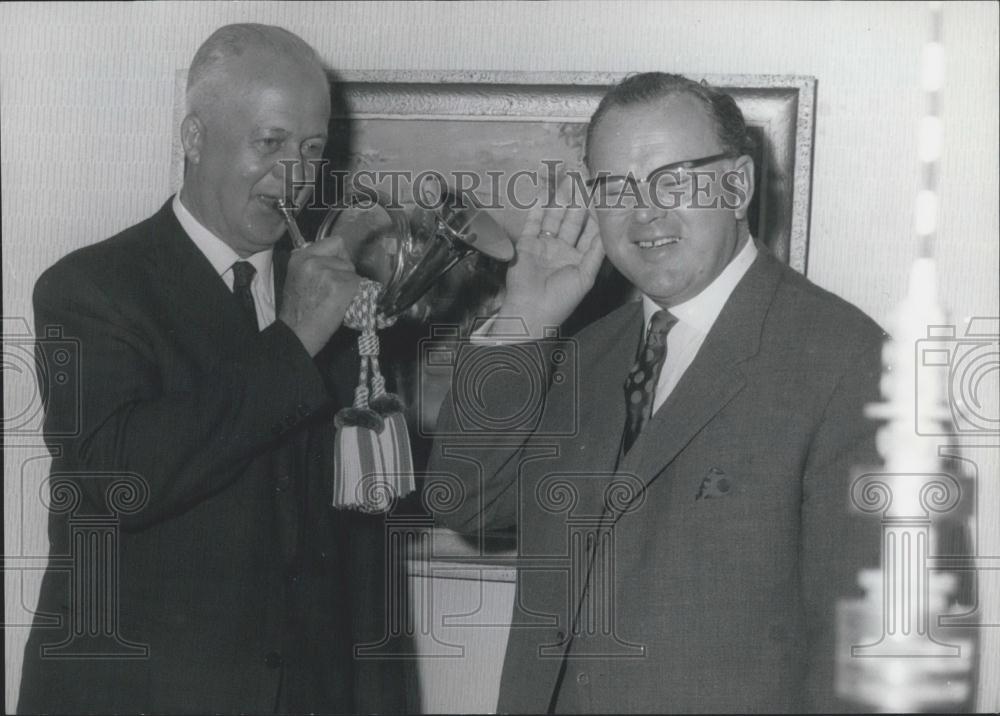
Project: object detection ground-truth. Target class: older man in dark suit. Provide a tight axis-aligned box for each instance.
[19,24,412,715]
[429,73,885,713]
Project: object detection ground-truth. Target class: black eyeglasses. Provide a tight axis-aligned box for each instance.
[586,151,737,203]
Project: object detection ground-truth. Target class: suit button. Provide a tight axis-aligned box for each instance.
[275,474,291,494]
[264,651,283,669]
[576,671,589,685]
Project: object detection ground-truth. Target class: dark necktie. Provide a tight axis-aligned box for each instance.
[231,260,258,329]
[622,309,678,454]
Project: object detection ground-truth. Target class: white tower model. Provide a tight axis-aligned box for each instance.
[834,3,974,711]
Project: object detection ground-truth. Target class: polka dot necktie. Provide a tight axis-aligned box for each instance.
[231,260,258,329]
[622,309,678,454]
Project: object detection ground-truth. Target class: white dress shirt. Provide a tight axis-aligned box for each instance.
[172,193,276,330]
[642,239,758,414]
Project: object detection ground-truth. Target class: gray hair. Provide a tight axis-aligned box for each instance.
[186,23,326,115]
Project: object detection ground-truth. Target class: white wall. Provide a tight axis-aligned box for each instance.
[3,1,998,711]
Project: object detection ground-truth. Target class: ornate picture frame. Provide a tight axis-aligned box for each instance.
[328,70,816,274]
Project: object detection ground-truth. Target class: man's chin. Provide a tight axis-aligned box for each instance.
[242,218,288,251]
[249,231,286,251]
[618,265,676,297]
[630,274,689,307]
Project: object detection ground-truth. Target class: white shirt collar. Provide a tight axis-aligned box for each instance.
[642,238,758,335]
[172,192,274,282]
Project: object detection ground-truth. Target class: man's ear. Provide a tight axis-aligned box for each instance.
[180,114,204,165]
[729,154,755,221]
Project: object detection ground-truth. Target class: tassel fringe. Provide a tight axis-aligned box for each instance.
[331,279,415,512]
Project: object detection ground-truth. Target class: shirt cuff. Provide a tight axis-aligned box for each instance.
[469,314,555,345]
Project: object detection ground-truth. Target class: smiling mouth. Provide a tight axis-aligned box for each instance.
[637,237,680,249]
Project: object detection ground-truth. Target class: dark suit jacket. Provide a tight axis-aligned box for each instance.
[19,199,414,715]
[429,246,887,713]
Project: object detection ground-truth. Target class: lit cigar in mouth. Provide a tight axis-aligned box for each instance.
[277,185,314,249]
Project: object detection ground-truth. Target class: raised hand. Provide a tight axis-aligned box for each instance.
[278,234,361,356]
[496,176,605,338]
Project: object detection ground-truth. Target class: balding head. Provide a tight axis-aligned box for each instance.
[186,23,327,119]
[179,24,330,256]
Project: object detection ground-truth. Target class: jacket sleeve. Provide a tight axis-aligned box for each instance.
[33,258,332,531]
[426,341,561,534]
[799,336,885,712]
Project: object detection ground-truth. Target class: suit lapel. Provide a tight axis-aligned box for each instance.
[573,301,645,478]
[150,201,261,348]
[615,248,786,503]
[153,201,295,346]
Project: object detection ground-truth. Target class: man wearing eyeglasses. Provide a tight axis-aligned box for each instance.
[429,72,886,712]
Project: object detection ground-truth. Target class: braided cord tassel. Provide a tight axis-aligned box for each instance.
[343,279,395,404]
[332,278,413,512]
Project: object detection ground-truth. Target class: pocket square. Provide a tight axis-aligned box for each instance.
[695,467,734,500]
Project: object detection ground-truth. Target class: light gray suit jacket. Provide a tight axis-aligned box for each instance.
[429,246,887,713]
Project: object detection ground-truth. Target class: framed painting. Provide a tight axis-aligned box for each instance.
[323,70,815,271]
